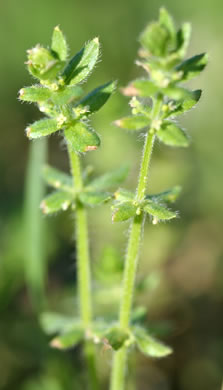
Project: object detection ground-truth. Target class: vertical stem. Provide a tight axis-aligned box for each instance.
[120,131,155,331]
[23,138,47,310]
[119,214,143,329]
[110,96,162,390]
[67,145,98,390]
[136,131,155,201]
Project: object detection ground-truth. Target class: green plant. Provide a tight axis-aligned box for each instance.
[109,8,207,390]
[19,8,207,390]
[19,27,127,389]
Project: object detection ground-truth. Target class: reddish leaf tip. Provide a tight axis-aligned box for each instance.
[84,145,98,151]
[50,338,63,349]
[26,127,32,137]
[121,85,138,96]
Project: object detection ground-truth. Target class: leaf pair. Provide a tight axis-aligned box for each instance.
[40,312,172,358]
[22,80,116,153]
[104,324,172,358]
[116,81,203,147]
[123,77,201,104]
[112,186,180,223]
[41,164,128,214]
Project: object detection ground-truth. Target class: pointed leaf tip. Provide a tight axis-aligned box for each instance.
[51,25,68,61]
[50,327,84,350]
[144,200,177,221]
[176,53,208,81]
[26,118,59,139]
[93,37,99,44]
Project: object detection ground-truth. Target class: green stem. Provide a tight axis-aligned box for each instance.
[67,146,98,390]
[110,96,162,390]
[24,138,47,310]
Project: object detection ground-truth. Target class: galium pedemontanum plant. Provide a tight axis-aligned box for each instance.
[19,10,207,390]
[19,27,128,389]
[109,8,208,390]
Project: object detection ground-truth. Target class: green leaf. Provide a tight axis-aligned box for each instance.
[64,122,100,153]
[26,118,59,139]
[147,186,181,204]
[157,122,189,147]
[104,327,130,350]
[123,79,158,97]
[62,38,100,85]
[133,327,173,358]
[159,8,176,44]
[164,86,193,101]
[115,115,150,130]
[19,86,52,102]
[77,81,116,115]
[139,22,170,57]
[51,26,68,61]
[51,85,83,105]
[114,188,135,203]
[51,327,84,350]
[175,23,191,59]
[79,191,111,206]
[42,164,73,191]
[112,201,137,222]
[40,190,74,214]
[144,200,177,221]
[88,165,129,191]
[176,53,208,81]
[40,312,75,335]
[169,90,202,117]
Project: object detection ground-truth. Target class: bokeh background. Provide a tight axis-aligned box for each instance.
[0,0,223,389]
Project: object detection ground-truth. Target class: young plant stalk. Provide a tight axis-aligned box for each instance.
[110,99,160,390]
[68,146,92,326]
[67,146,97,388]
[119,97,162,331]
[110,8,207,390]
[19,27,120,389]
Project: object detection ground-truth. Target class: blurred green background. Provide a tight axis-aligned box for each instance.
[0,0,223,389]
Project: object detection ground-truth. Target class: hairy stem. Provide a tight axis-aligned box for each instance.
[110,96,162,390]
[67,145,98,390]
